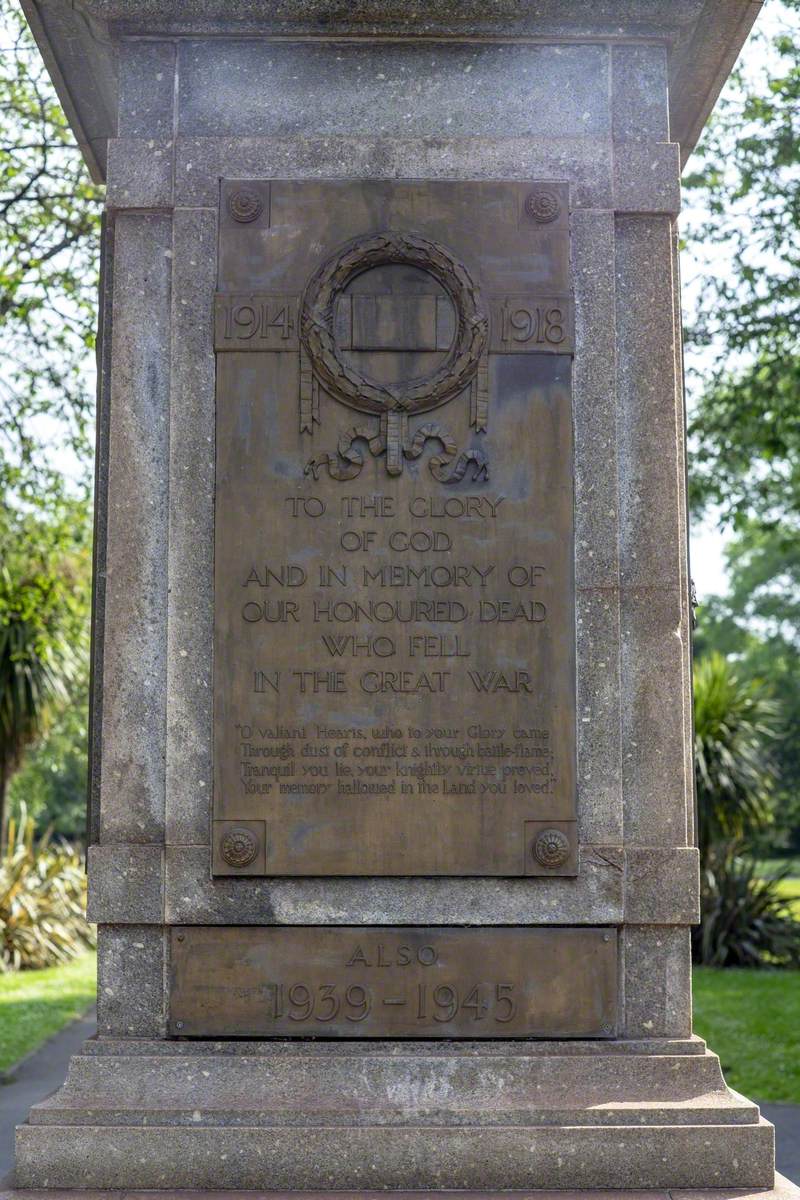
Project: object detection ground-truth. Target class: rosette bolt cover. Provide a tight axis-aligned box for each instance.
[524,187,561,224]
[228,188,264,224]
[532,828,570,869]
[221,825,259,868]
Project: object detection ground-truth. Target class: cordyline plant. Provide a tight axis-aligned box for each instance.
[695,842,800,968]
[0,806,94,972]
[693,653,800,966]
[0,502,89,840]
[694,652,779,866]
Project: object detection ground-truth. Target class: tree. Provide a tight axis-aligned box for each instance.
[6,667,89,841]
[694,522,800,851]
[0,0,102,499]
[0,0,99,837]
[693,652,779,867]
[683,1,800,531]
[691,653,800,968]
[0,501,90,838]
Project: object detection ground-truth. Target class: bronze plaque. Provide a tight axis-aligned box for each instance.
[170,927,617,1039]
[213,180,575,876]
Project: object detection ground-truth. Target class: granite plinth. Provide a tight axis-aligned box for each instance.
[15,1040,774,1191]
[4,1185,800,1200]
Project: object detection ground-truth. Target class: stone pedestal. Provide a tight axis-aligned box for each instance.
[15,1,796,1196]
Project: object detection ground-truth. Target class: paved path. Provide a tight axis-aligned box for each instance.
[0,1015,797,1185]
[762,1104,800,1186]
[0,1008,95,1176]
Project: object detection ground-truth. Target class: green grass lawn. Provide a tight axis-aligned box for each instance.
[694,965,800,1103]
[0,951,96,1073]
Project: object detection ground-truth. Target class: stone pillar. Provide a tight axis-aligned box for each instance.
[13,1,792,1195]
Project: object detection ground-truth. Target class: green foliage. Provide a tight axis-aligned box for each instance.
[0,807,95,972]
[0,0,102,498]
[693,965,800,1102]
[694,844,800,968]
[693,652,779,865]
[684,1,800,530]
[694,522,800,851]
[0,498,91,834]
[0,1,97,839]
[7,681,88,841]
[692,652,800,968]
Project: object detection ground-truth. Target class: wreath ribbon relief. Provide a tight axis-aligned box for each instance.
[299,231,490,482]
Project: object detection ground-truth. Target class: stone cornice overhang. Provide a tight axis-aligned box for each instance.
[19,0,762,181]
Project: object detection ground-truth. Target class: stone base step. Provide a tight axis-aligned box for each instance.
[15,1120,775,1191]
[25,1095,758,1127]
[0,1179,794,1200]
[14,1040,777,1191]
[24,1045,749,1122]
[4,1179,800,1200]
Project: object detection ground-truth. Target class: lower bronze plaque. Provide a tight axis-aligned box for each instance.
[169,926,617,1038]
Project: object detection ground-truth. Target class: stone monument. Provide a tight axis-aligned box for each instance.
[9,0,797,1195]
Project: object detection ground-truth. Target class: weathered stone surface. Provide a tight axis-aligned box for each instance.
[106,137,174,209]
[570,207,624,846]
[620,585,693,847]
[162,846,699,926]
[612,44,671,142]
[615,210,693,849]
[76,1035,710,1057]
[86,215,114,846]
[117,40,175,138]
[616,215,686,591]
[22,0,750,52]
[165,844,624,925]
[4,1181,800,1200]
[96,927,166,1038]
[626,847,700,925]
[177,41,609,139]
[98,212,171,843]
[164,206,216,846]
[20,0,763,182]
[575,588,623,846]
[572,209,619,591]
[86,844,164,923]
[613,142,682,213]
[173,135,614,209]
[23,1041,741,1121]
[623,926,693,1039]
[14,1120,774,1191]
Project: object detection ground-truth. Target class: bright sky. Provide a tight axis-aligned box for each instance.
[689,519,730,600]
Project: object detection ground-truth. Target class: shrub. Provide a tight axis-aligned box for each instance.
[693,842,800,968]
[694,652,779,866]
[0,808,95,971]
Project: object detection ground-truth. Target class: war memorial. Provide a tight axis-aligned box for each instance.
[7,0,798,1196]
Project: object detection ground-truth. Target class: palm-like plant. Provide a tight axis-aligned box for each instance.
[0,805,94,971]
[695,841,800,968]
[0,563,78,839]
[694,652,779,866]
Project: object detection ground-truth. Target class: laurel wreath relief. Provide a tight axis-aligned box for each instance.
[299,231,490,481]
